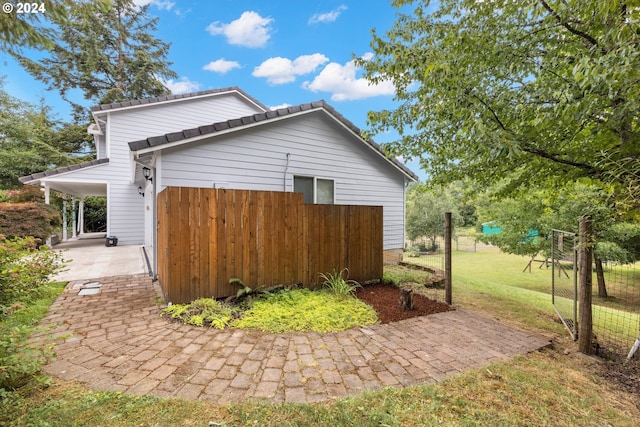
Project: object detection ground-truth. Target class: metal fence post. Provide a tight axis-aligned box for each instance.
[445,212,452,305]
[578,216,594,354]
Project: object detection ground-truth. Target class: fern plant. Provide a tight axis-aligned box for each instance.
[319,268,361,298]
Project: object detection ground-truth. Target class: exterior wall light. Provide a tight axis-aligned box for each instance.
[142,166,152,182]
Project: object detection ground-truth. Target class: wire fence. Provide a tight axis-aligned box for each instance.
[550,230,578,340]
[592,261,640,358]
[402,236,448,304]
[400,227,456,304]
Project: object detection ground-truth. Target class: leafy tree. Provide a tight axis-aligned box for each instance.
[13,0,177,112]
[406,183,462,251]
[477,181,640,296]
[0,80,81,188]
[360,0,640,205]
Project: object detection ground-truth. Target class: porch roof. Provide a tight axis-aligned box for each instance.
[18,158,109,197]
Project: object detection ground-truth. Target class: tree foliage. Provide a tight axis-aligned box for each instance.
[13,0,177,111]
[0,79,87,188]
[0,0,69,54]
[477,181,640,264]
[360,0,640,205]
[406,183,463,250]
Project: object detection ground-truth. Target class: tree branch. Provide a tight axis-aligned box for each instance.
[538,0,600,49]
[520,146,598,174]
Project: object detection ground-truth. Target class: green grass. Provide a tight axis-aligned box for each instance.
[409,249,640,344]
[3,350,636,426]
[2,252,640,426]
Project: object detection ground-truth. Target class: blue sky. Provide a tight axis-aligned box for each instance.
[1,0,430,179]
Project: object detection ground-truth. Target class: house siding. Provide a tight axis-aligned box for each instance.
[159,112,407,250]
[101,93,267,245]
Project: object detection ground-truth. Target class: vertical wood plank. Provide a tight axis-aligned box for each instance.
[208,188,218,298]
[216,189,228,298]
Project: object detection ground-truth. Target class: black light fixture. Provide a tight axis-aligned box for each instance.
[142,166,152,182]
[138,186,144,197]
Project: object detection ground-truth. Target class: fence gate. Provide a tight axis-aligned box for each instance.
[551,229,579,340]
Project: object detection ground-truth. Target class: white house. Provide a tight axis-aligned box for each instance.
[20,87,418,275]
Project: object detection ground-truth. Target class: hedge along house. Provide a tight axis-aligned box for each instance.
[20,87,418,277]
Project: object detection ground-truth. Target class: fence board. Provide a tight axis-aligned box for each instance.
[157,187,383,303]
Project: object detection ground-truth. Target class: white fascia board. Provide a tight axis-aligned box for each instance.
[131,112,298,156]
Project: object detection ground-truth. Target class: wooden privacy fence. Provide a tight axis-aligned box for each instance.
[157,187,383,303]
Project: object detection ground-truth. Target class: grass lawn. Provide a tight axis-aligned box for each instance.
[2,248,640,426]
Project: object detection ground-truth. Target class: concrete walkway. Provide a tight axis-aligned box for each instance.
[31,274,551,403]
[51,235,148,282]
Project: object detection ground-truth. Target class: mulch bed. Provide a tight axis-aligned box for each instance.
[355,282,451,323]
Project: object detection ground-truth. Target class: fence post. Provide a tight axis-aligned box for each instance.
[445,212,452,305]
[578,216,594,354]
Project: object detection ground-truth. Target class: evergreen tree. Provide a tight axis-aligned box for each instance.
[14,0,177,113]
[0,79,77,188]
[0,0,68,54]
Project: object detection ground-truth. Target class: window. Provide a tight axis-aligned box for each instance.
[293,176,334,204]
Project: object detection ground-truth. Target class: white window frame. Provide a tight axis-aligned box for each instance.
[293,175,335,204]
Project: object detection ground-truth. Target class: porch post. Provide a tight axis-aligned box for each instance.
[43,184,50,205]
[62,194,68,242]
[71,197,77,239]
[78,199,85,235]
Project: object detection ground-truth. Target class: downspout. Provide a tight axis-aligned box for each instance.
[152,166,158,281]
[283,152,291,191]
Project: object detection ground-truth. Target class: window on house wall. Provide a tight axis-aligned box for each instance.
[293,176,334,204]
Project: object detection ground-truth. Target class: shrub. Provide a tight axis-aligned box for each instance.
[318,268,361,298]
[231,288,378,333]
[0,236,64,319]
[0,324,54,394]
[0,203,61,244]
[162,298,237,329]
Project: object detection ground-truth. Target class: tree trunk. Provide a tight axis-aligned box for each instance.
[399,288,414,311]
[594,255,608,297]
[578,217,594,354]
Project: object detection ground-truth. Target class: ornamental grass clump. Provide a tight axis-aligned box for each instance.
[318,268,361,298]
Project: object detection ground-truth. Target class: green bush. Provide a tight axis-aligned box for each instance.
[0,203,61,244]
[163,298,238,329]
[0,323,54,394]
[0,236,64,319]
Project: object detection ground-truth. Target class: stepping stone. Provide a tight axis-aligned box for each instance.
[83,282,102,289]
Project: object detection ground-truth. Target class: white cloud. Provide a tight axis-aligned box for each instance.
[163,76,200,94]
[206,11,273,48]
[203,59,241,74]
[308,5,347,24]
[269,103,290,111]
[253,53,329,85]
[302,54,395,101]
[133,0,174,11]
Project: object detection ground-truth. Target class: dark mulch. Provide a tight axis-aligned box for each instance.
[596,346,640,405]
[355,282,451,323]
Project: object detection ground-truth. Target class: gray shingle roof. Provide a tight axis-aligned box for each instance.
[128,100,419,181]
[19,158,109,183]
[90,87,269,113]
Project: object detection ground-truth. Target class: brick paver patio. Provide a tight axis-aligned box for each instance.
[30,274,551,403]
